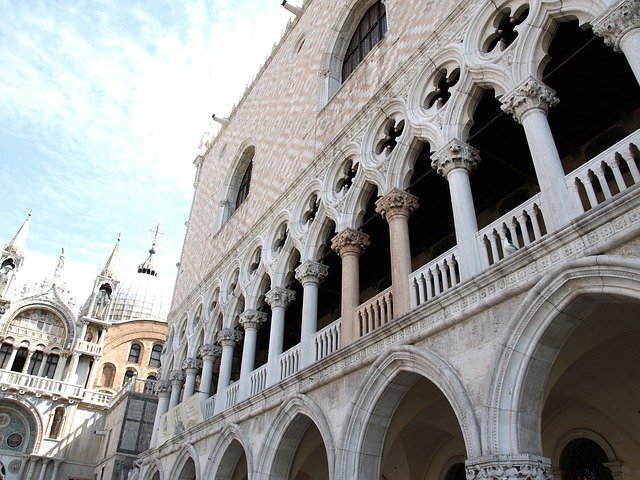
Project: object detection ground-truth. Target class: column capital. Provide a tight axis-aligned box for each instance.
[216,327,243,347]
[466,455,552,480]
[375,188,419,220]
[294,260,329,285]
[431,139,481,177]
[592,0,640,52]
[199,343,221,360]
[500,77,559,123]
[331,228,370,257]
[168,370,185,383]
[265,287,296,309]
[181,357,202,371]
[239,309,268,330]
[153,379,171,394]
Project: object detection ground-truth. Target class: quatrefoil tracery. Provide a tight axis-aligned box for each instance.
[302,194,320,225]
[484,6,529,53]
[425,68,460,110]
[375,118,405,157]
[335,159,359,193]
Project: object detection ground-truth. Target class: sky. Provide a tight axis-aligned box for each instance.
[0,0,292,309]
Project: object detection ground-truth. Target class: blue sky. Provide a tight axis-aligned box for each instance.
[0,0,289,307]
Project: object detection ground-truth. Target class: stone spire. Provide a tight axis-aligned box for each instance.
[138,224,161,277]
[101,235,120,279]
[5,212,31,257]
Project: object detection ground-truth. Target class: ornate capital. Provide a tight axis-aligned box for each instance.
[168,370,185,383]
[181,357,202,371]
[294,260,329,285]
[239,309,268,330]
[592,0,640,52]
[199,343,221,360]
[500,77,559,123]
[265,287,296,309]
[431,139,481,178]
[331,228,370,257]
[375,188,419,220]
[153,379,171,394]
[216,327,243,347]
[466,456,552,480]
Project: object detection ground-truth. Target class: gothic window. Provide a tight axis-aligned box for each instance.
[0,343,12,369]
[49,407,64,439]
[102,363,116,388]
[11,347,28,372]
[123,369,136,385]
[128,343,142,363]
[27,351,43,375]
[342,1,387,82]
[42,354,59,379]
[235,160,253,210]
[560,438,614,480]
[149,344,163,368]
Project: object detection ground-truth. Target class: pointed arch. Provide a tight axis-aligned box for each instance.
[206,423,254,480]
[168,443,200,480]
[141,460,164,480]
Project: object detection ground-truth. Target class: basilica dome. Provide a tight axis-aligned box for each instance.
[108,273,166,323]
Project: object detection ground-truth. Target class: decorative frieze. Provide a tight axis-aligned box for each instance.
[216,327,243,347]
[294,260,329,285]
[466,456,553,480]
[239,310,268,330]
[431,139,481,177]
[592,0,640,52]
[500,77,559,123]
[181,358,202,371]
[265,287,296,309]
[331,229,371,257]
[375,188,419,220]
[199,344,221,360]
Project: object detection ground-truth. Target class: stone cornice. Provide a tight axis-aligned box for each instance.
[375,188,419,220]
[500,77,559,123]
[431,139,481,177]
[592,0,640,52]
[331,229,370,257]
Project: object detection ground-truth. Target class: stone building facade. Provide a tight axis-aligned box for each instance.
[142,0,640,479]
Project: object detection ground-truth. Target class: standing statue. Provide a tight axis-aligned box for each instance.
[0,264,14,293]
[94,288,111,319]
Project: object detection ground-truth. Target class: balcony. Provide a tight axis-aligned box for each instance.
[76,339,103,356]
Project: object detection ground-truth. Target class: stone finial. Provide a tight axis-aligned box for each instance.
[592,0,640,52]
[294,260,329,285]
[375,188,419,220]
[466,457,552,480]
[168,370,185,383]
[265,287,296,308]
[181,357,202,371]
[331,228,371,257]
[199,344,221,360]
[500,77,559,123]
[431,139,481,178]
[239,309,268,330]
[216,327,243,347]
[153,380,171,394]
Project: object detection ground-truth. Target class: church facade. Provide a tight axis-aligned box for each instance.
[142,0,640,479]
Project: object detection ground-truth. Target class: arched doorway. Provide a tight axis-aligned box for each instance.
[216,439,249,480]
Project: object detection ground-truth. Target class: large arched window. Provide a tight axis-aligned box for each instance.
[149,344,163,368]
[49,406,65,439]
[128,343,141,363]
[235,160,253,210]
[342,1,387,81]
[560,438,614,480]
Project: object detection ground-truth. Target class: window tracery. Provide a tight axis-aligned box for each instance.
[342,1,388,81]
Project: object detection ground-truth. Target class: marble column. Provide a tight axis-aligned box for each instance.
[593,0,640,85]
[64,352,81,384]
[53,354,69,381]
[294,260,329,367]
[466,456,553,480]
[51,459,62,480]
[79,320,89,342]
[238,310,267,400]
[331,229,370,346]
[37,458,50,480]
[37,354,49,377]
[432,139,482,277]
[198,344,221,402]
[501,77,576,230]
[168,370,185,409]
[265,287,296,386]
[6,346,17,370]
[214,328,243,413]
[85,356,100,389]
[150,379,171,447]
[22,349,35,374]
[24,458,37,480]
[181,358,202,399]
[375,188,419,316]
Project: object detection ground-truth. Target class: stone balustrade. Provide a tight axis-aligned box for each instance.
[250,364,268,396]
[314,318,341,361]
[279,344,301,380]
[410,247,460,308]
[356,287,394,337]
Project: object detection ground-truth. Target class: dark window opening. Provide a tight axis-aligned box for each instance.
[28,351,43,375]
[235,160,253,210]
[560,438,614,480]
[342,1,387,82]
[128,343,141,363]
[11,347,28,372]
[149,344,163,368]
[43,354,59,379]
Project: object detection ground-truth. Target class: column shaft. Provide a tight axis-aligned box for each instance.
[6,347,17,370]
[621,30,640,84]
[265,287,295,386]
[150,380,171,447]
[239,327,258,399]
[295,261,328,367]
[448,168,481,276]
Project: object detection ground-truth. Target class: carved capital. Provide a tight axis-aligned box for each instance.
[153,379,171,394]
[431,139,481,177]
[375,188,419,220]
[265,287,296,309]
[294,260,329,285]
[331,228,370,257]
[239,309,268,330]
[466,456,553,480]
[181,357,202,371]
[199,343,221,360]
[216,327,243,347]
[592,0,640,52]
[500,77,559,123]
[168,370,185,383]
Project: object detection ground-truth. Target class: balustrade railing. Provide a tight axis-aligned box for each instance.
[203,395,216,419]
[250,364,268,396]
[566,131,640,213]
[83,390,113,406]
[225,382,239,408]
[76,340,103,356]
[314,318,341,361]
[410,247,460,308]
[279,344,301,380]
[356,288,394,337]
[0,370,83,398]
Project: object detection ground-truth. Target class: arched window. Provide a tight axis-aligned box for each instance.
[101,363,116,388]
[42,354,59,379]
[560,438,614,480]
[235,160,253,211]
[342,1,387,82]
[27,351,44,375]
[123,369,136,386]
[49,406,64,439]
[128,343,141,363]
[0,343,12,369]
[149,344,163,368]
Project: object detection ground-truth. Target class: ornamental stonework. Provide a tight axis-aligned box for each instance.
[153,380,171,394]
[181,358,202,371]
[239,310,268,330]
[294,261,329,285]
[466,458,553,480]
[265,287,296,308]
[199,344,221,359]
[500,77,559,123]
[431,139,481,177]
[168,370,185,383]
[375,188,419,220]
[592,0,640,52]
[331,229,371,257]
[216,327,243,346]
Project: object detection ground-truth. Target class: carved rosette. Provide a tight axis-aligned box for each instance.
[239,309,268,330]
[181,357,202,371]
[216,327,243,347]
[168,370,185,384]
[431,139,481,178]
[294,260,329,285]
[500,77,559,123]
[375,188,419,220]
[265,287,296,309]
[466,457,553,480]
[331,228,371,257]
[153,380,171,395]
[592,0,640,52]
[199,343,221,360]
